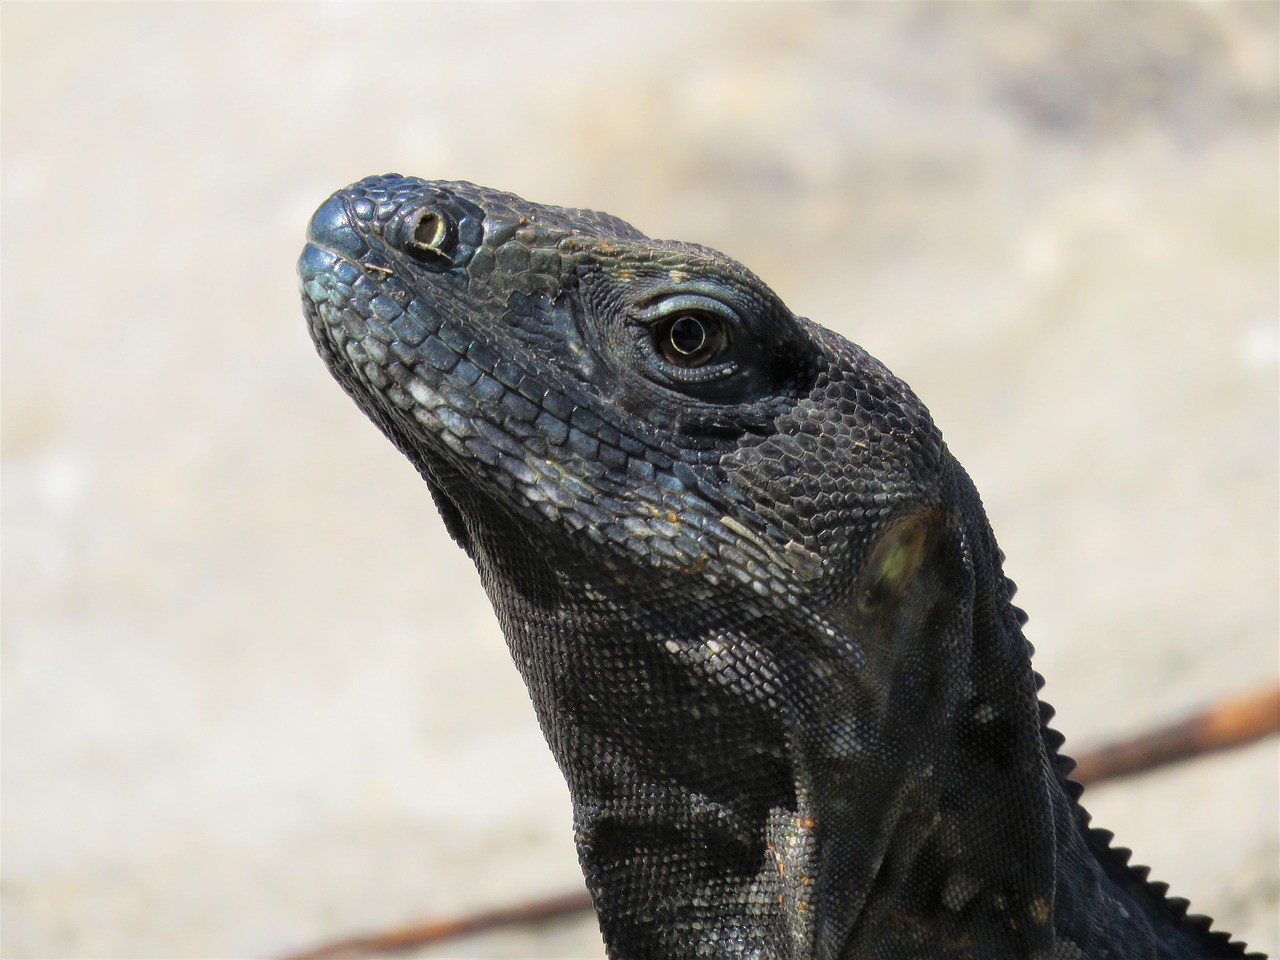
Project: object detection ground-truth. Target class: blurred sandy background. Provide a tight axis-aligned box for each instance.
[3,3,1276,957]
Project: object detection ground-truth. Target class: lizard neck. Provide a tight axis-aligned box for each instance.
[470,501,1056,959]
[465,480,1235,960]
[475,524,1059,959]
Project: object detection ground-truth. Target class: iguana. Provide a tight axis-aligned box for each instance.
[298,174,1263,959]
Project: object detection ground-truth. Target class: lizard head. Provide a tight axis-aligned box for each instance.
[299,174,954,606]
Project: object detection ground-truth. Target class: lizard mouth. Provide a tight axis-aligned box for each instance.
[299,188,595,562]
[298,240,479,554]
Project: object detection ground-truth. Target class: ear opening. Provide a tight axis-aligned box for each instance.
[856,508,941,615]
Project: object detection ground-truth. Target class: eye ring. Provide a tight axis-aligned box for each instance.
[653,311,730,368]
[407,208,454,257]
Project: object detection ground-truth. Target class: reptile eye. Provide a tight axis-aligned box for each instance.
[654,312,729,368]
[408,209,454,255]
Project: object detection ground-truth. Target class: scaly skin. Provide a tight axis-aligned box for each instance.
[299,175,1261,960]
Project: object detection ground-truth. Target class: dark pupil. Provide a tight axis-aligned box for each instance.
[669,316,707,355]
[655,312,727,368]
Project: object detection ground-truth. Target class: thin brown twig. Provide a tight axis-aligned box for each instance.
[1069,682,1280,785]
[279,683,1279,959]
[279,888,595,960]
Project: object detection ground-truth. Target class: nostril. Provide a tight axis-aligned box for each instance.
[408,208,454,257]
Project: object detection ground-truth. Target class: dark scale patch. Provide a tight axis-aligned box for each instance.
[954,702,1026,774]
